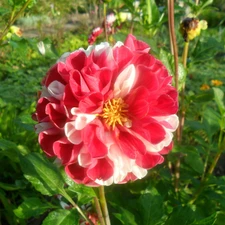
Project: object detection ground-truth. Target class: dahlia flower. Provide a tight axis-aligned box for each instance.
[33,34,179,186]
[88,27,103,45]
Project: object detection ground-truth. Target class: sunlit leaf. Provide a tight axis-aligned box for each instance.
[14,197,56,219]
[19,152,65,196]
[42,209,79,225]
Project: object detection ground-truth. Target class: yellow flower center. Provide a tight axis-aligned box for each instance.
[100,98,129,129]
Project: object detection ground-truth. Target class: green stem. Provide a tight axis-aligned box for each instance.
[103,3,108,42]
[99,186,111,225]
[146,0,151,24]
[61,190,94,225]
[94,197,105,225]
[182,42,189,69]
[0,0,32,43]
[189,129,224,204]
[178,41,189,143]
[168,0,180,192]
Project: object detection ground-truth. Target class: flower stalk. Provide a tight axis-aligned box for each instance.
[189,127,225,205]
[103,3,109,42]
[94,196,105,225]
[0,0,32,43]
[168,0,181,192]
[99,186,111,225]
[61,190,94,225]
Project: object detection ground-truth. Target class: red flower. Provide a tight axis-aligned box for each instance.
[88,27,103,45]
[33,34,179,186]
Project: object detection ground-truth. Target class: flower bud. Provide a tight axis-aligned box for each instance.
[180,17,207,42]
[10,26,22,37]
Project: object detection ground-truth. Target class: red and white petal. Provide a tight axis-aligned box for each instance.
[35,122,53,134]
[71,108,97,130]
[65,122,82,144]
[113,64,137,98]
[87,158,114,182]
[136,151,164,169]
[48,81,65,100]
[153,114,179,132]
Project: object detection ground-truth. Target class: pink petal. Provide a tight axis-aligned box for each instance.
[126,87,150,119]
[132,119,166,144]
[134,65,159,92]
[65,122,82,144]
[53,138,82,164]
[65,163,97,186]
[43,64,66,87]
[35,97,51,122]
[117,131,146,159]
[47,81,65,100]
[87,158,114,181]
[66,50,86,71]
[39,131,62,157]
[46,103,67,129]
[83,125,108,159]
[69,70,90,99]
[159,141,173,155]
[124,34,150,53]
[113,45,133,70]
[79,92,103,114]
[57,62,70,83]
[136,152,164,169]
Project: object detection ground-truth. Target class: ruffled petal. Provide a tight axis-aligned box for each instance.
[65,122,82,144]
[47,81,65,100]
[117,130,146,159]
[53,137,82,164]
[124,34,150,53]
[113,64,137,98]
[136,152,164,169]
[87,158,114,181]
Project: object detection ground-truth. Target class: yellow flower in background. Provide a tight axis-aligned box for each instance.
[180,18,207,42]
[3,26,22,40]
[200,84,210,90]
[211,80,223,86]
[10,26,22,37]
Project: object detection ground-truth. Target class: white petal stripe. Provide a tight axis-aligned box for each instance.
[113,64,137,99]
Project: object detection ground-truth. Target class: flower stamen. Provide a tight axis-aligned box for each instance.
[100,98,129,129]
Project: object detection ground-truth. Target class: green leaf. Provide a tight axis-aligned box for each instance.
[0,181,25,191]
[145,0,160,24]
[0,139,19,162]
[113,207,137,225]
[183,146,204,174]
[159,49,173,75]
[178,62,187,91]
[203,107,221,138]
[14,197,56,219]
[191,212,218,225]
[0,139,18,150]
[138,187,165,225]
[191,38,223,63]
[213,87,225,115]
[19,152,65,196]
[68,183,96,204]
[0,7,10,16]
[158,49,186,91]
[42,209,79,225]
[193,89,214,103]
[165,206,195,225]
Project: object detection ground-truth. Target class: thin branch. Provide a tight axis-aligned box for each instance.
[0,0,32,43]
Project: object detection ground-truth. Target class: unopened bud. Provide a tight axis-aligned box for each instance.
[180,17,207,42]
